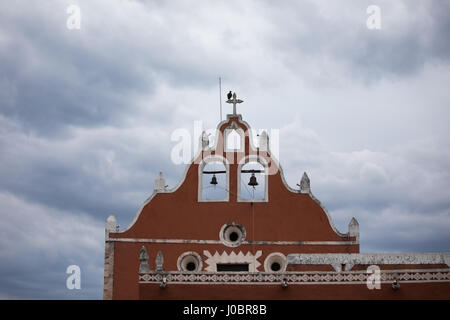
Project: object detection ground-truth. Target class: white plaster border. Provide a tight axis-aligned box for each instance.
[139,268,450,285]
[107,237,358,245]
[287,253,450,271]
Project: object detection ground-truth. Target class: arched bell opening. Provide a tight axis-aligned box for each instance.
[199,158,229,201]
[239,161,267,201]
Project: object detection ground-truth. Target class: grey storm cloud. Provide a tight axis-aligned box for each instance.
[263,0,450,82]
[0,0,450,299]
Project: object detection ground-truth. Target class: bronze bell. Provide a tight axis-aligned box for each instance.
[248,173,258,187]
[210,174,218,186]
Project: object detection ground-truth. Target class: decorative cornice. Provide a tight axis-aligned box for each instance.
[287,253,450,269]
[108,237,358,246]
[138,269,450,285]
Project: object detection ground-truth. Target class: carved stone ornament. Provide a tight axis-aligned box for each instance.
[139,246,151,274]
[155,251,164,272]
[154,172,166,192]
[299,172,310,193]
[201,131,210,150]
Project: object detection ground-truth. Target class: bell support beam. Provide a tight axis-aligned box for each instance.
[202,170,263,174]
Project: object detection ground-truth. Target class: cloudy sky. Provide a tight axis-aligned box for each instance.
[1,0,449,299]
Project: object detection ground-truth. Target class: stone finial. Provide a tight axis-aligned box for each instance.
[298,172,311,194]
[155,251,164,272]
[348,217,359,241]
[139,246,151,273]
[258,131,269,151]
[201,131,210,150]
[105,214,117,237]
[154,172,167,192]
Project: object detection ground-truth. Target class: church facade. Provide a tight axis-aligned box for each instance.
[103,94,450,299]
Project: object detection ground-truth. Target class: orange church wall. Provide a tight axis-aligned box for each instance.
[110,171,356,243]
[106,115,364,299]
[138,282,450,300]
[111,241,359,299]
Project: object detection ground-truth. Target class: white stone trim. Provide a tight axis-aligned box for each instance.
[203,250,263,272]
[308,192,349,238]
[139,268,450,285]
[103,241,114,299]
[107,237,358,245]
[237,155,269,202]
[287,253,450,268]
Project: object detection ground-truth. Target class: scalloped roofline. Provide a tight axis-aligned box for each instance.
[118,114,351,240]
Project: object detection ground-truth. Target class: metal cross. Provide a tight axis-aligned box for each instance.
[226,92,244,115]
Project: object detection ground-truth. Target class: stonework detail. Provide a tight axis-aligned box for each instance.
[203,250,262,272]
[287,253,450,268]
[155,251,164,272]
[105,214,117,238]
[201,131,210,150]
[139,246,151,274]
[177,251,203,272]
[103,214,116,300]
[139,269,450,285]
[299,172,310,194]
[154,172,166,192]
[348,217,359,241]
[264,252,287,272]
[103,241,114,300]
[258,131,268,151]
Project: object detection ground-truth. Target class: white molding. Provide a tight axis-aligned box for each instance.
[107,237,358,245]
[103,241,114,299]
[287,253,450,267]
[139,268,450,285]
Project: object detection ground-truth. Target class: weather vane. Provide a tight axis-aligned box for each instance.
[226,91,243,115]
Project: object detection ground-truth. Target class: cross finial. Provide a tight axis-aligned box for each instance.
[226,92,244,115]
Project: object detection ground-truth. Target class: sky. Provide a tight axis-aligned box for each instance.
[0,0,449,299]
